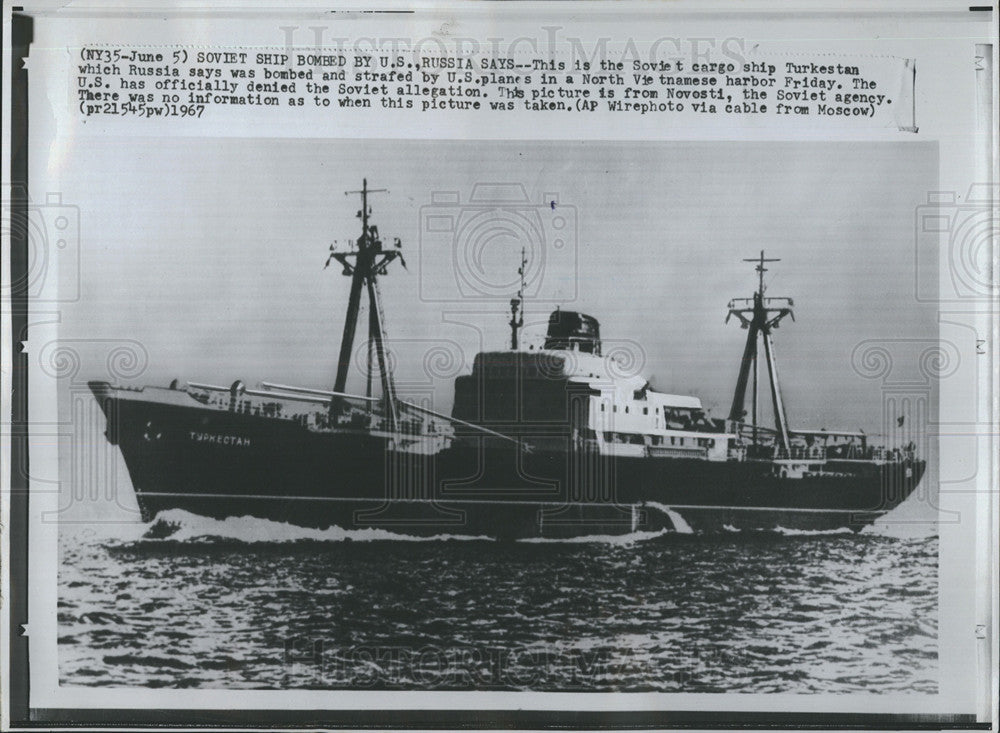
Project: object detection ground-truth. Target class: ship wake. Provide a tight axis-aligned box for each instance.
[518,529,669,545]
[138,509,492,544]
[773,525,855,537]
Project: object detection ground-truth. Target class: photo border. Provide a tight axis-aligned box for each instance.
[3,2,997,729]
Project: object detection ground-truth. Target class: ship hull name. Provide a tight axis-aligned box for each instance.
[189,430,251,447]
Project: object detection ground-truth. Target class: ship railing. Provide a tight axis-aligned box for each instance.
[262,382,528,449]
[191,380,376,408]
[766,445,822,458]
[192,380,529,449]
[727,445,747,461]
[733,424,784,448]
[729,420,918,464]
[260,381,380,405]
[246,387,338,404]
[187,381,340,400]
[187,381,231,392]
[189,380,382,423]
[820,445,916,462]
[780,445,827,461]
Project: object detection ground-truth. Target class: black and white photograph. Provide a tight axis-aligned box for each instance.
[52,138,942,692]
[3,2,997,729]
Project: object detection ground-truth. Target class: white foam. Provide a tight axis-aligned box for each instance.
[773,525,854,536]
[518,529,668,545]
[137,509,492,543]
[644,502,695,534]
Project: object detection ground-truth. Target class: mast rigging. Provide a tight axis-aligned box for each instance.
[328,179,405,430]
[726,250,795,456]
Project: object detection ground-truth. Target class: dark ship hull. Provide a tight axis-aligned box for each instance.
[90,382,925,538]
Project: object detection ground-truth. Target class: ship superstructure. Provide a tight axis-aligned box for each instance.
[89,182,926,537]
[453,309,729,462]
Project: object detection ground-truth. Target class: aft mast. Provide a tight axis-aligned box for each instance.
[327,179,406,430]
[726,251,795,456]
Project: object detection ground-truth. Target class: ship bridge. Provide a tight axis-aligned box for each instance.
[451,308,720,457]
[543,309,601,354]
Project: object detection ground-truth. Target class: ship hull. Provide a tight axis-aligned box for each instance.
[91,383,926,538]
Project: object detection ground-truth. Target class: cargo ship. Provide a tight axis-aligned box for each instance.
[89,181,925,538]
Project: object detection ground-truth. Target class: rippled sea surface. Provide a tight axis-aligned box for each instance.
[59,511,938,693]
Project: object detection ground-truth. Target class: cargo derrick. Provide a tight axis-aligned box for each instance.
[726,251,794,457]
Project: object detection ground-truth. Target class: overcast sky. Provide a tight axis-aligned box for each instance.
[53,138,937,434]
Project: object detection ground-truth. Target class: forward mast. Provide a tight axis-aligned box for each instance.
[327,179,406,430]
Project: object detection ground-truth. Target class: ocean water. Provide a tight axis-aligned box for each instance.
[58,511,938,693]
